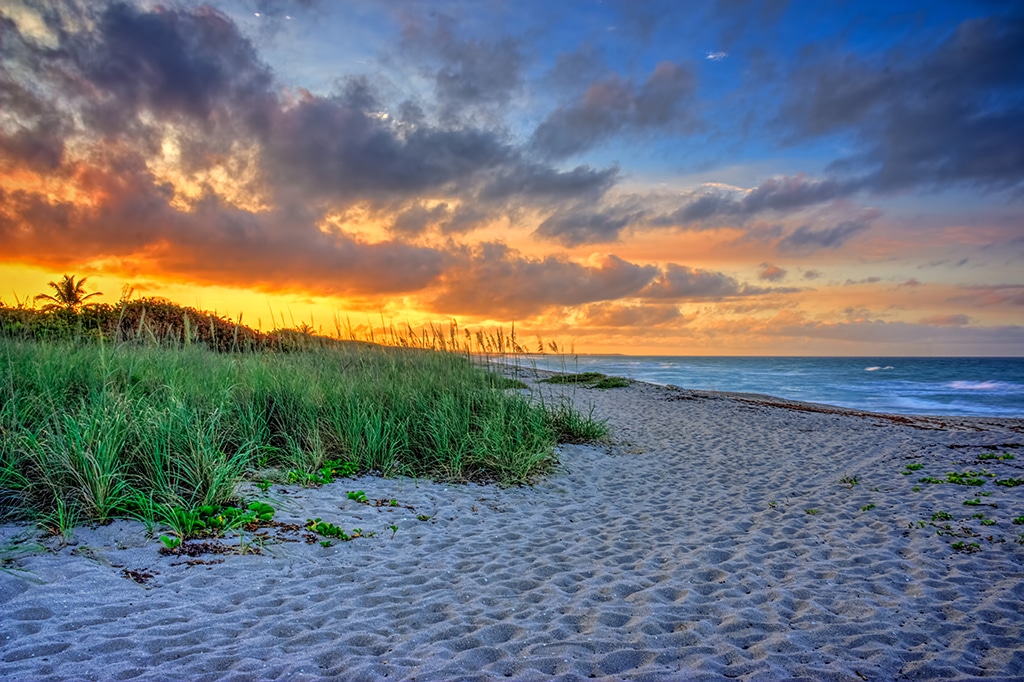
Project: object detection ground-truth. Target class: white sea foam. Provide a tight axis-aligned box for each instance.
[947,380,1012,391]
[864,366,894,371]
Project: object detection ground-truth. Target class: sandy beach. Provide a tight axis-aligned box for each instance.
[2,372,1023,681]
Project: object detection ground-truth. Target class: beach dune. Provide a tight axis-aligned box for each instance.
[2,374,1022,680]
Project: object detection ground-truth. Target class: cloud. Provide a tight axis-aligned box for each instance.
[758,262,787,281]
[0,174,451,296]
[782,14,1024,192]
[948,285,1024,307]
[430,244,658,317]
[640,264,774,300]
[529,61,699,160]
[920,314,970,326]
[399,12,524,123]
[670,175,858,224]
[579,302,684,328]
[705,51,727,61]
[0,1,635,298]
[802,269,823,280]
[533,199,647,246]
[776,217,873,253]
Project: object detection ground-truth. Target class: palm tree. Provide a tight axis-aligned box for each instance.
[35,274,103,313]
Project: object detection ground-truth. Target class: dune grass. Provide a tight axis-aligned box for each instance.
[0,337,606,532]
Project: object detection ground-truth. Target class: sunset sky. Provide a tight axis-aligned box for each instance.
[1,0,1022,355]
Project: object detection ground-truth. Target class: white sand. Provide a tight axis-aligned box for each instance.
[2,373,1023,681]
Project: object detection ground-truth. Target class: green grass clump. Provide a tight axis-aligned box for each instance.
[542,372,608,385]
[0,336,606,530]
[541,372,631,389]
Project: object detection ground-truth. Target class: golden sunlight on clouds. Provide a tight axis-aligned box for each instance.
[147,132,269,213]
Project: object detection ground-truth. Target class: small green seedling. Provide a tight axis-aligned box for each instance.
[1012,516,1024,525]
[320,540,333,548]
[981,518,996,526]
[805,508,819,515]
[919,477,945,484]
[256,480,272,493]
[932,511,954,521]
[903,463,925,474]
[912,486,921,492]
[964,499,981,506]
[951,541,981,554]
[840,476,858,488]
[159,535,181,550]
[861,504,875,511]
[995,478,1024,487]
[388,525,398,538]
[347,490,369,504]
[417,514,431,521]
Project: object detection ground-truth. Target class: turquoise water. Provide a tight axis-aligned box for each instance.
[521,356,1024,418]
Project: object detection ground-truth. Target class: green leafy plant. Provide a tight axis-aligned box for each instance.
[805,508,819,515]
[995,478,1024,487]
[1012,516,1024,525]
[347,490,368,504]
[861,504,875,511]
[840,476,858,488]
[417,514,431,521]
[918,477,945,484]
[388,524,398,538]
[903,463,925,473]
[981,518,996,526]
[978,453,1014,461]
[964,499,981,506]
[932,511,954,521]
[305,518,356,541]
[946,471,987,486]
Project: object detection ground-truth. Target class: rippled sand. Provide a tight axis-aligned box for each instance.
[2,373,1023,680]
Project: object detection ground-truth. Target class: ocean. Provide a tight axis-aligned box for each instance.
[517,356,1024,418]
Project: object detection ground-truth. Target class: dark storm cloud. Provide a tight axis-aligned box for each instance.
[82,3,275,128]
[430,243,659,317]
[0,1,638,299]
[783,14,1024,191]
[263,97,515,202]
[529,61,698,160]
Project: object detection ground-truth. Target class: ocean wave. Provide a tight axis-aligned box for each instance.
[864,366,894,371]
[946,380,1017,391]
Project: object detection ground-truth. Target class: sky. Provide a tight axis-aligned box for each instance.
[1,0,1022,355]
